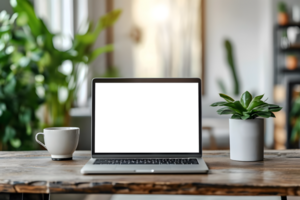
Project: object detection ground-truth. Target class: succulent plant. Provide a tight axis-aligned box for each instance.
[211,91,282,120]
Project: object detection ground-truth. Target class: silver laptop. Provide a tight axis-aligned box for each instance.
[81,78,209,174]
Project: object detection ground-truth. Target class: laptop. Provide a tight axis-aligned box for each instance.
[81,78,209,174]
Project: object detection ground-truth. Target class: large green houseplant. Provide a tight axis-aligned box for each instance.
[211,91,282,161]
[0,10,43,150]
[11,0,121,127]
[0,0,121,150]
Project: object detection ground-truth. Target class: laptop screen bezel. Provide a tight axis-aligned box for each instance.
[91,78,202,158]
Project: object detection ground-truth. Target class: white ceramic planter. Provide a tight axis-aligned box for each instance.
[229,118,264,161]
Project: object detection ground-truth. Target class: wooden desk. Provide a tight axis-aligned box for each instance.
[0,150,299,199]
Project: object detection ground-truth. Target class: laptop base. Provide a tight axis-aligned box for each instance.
[81,157,209,174]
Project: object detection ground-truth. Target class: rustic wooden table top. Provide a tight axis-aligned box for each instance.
[0,150,300,195]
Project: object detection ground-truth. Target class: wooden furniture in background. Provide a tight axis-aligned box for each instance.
[202,126,217,150]
[274,110,287,149]
[0,150,299,200]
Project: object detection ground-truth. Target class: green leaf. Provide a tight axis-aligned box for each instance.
[19,57,30,67]
[5,46,14,54]
[217,79,226,94]
[241,114,251,120]
[270,112,275,118]
[26,124,32,135]
[231,114,242,119]
[291,127,298,142]
[210,101,227,107]
[0,43,5,51]
[0,103,6,117]
[0,25,10,33]
[2,33,11,42]
[100,9,122,28]
[16,12,28,26]
[247,99,266,111]
[88,44,113,63]
[11,52,23,64]
[240,91,252,109]
[0,89,4,98]
[219,93,234,102]
[256,111,272,118]
[224,101,246,115]
[75,9,122,45]
[10,138,21,148]
[254,94,264,101]
[19,109,31,124]
[0,10,9,22]
[291,117,300,142]
[224,39,240,95]
[37,52,51,71]
[268,106,282,112]
[253,104,269,112]
[3,77,16,94]
[11,0,42,37]
[3,126,16,143]
[0,103,6,111]
[290,98,300,116]
[9,13,18,24]
[253,104,282,113]
[25,40,36,50]
[217,107,235,115]
[242,111,252,118]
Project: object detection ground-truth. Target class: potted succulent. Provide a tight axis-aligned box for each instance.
[278,2,289,25]
[211,91,282,161]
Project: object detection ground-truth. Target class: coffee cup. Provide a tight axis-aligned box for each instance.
[35,127,80,161]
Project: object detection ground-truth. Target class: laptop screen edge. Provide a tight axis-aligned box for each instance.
[91,78,202,158]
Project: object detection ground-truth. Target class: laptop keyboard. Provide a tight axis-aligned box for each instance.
[93,158,199,165]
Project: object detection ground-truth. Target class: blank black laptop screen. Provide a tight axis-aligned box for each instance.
[94,82,199,153]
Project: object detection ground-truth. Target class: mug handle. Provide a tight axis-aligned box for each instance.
[35,132,47,149]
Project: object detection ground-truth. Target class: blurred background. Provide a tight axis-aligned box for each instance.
[2,0,300,200]
[1,0,300,153]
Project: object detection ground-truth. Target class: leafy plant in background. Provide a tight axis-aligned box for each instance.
[290,96,300,142]
[211,91,282,120]
[277,2,288,25]
[218,39,240,95]
[278,2,287,13]
[0,10,43,150]
[0,0,121,150]
[11,0,121,127]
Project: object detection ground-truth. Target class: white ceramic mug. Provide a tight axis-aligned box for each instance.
[35,127,80,161]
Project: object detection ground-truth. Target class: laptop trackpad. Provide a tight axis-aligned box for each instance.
[116,166,171,172]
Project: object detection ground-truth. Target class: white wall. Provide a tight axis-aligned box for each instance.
[114,0,134,78]
[88,0,106,77]
[204,0,273,99]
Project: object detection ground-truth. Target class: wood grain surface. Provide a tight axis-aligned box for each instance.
[1,150,300,195]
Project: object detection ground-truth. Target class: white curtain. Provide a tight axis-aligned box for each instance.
[132,0,202,78]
